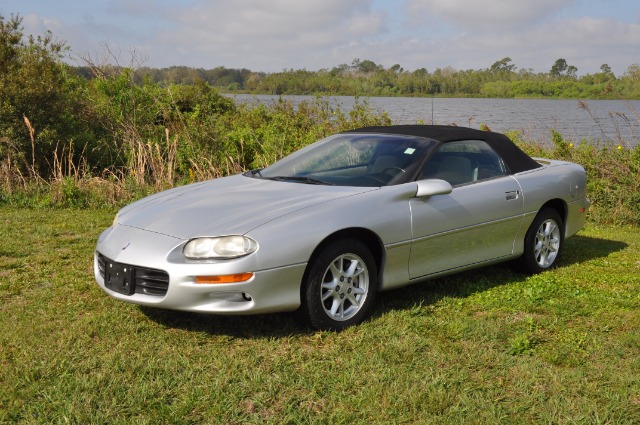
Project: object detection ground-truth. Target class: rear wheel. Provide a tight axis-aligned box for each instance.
[520,208,564,274]
[301,239,377,331]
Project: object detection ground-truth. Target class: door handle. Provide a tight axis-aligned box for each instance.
[505,190,520,200]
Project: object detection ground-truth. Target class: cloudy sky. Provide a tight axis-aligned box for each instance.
[2,0,639,75]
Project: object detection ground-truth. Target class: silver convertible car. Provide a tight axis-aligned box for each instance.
[94,125,589,330]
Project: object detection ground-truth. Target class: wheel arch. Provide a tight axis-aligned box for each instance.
[539,198,567,228]
[301,228,385,294]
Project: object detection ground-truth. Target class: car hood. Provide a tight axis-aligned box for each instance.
[116,174,376,239]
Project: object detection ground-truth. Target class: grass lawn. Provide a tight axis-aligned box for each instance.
[0,207,638,424]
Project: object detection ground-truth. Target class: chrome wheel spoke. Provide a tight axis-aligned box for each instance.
[346,293,360,307]
[329,298,341,316]
[345,258,359,276]
[321,289,333,302]
[534,241,543,254]
[320,252,369,322]
[534,218,560,268]
[329,261,341,277]
[539,251,547,265]
[352,286,366,295]
[321,279,337,290]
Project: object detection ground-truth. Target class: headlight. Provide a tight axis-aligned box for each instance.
[183,236,258,259]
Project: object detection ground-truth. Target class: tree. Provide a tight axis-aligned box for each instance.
[0,14,91,176]
[550,58,578,79]
[600,64,613,76]
[490,57,516,73]
[624,64,640,81]
[329,63,349,76]
[351,58,382,73]
[389,64,404,73]
[550,58,568,77]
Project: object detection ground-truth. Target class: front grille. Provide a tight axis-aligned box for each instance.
[97,254,169,296]
[135,268,170,296]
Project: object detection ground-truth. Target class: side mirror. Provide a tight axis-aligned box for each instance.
[415,179,453,197]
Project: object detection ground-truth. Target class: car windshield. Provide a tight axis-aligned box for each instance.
[251,133,438,187]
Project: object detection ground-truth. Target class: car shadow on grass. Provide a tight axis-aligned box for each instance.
[370,234,627,321]
[140,234,627,337]
[139,307,311,338]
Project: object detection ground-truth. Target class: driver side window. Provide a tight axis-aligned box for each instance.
[419,140,507,186]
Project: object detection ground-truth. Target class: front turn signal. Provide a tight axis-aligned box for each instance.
[195,273,254,284]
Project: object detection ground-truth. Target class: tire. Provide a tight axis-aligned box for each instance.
[301,239,377,331]
[520,208,564,274]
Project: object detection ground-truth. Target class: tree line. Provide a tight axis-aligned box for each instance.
[82,57,640,100]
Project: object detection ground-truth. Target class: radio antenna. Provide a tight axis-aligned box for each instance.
[431,89,435,124]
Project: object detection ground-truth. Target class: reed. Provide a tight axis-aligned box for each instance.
[0,97,638,225]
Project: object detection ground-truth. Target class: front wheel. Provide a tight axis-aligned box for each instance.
[520,208,564,274]
[301,239,377,331]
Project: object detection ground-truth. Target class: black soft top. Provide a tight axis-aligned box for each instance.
[345,125,541,174]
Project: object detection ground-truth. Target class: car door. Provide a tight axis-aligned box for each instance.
[409,139,524,279]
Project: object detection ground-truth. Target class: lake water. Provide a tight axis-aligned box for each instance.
[228,94,640,146]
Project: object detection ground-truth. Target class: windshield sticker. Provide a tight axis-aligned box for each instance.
[404,148,416,154]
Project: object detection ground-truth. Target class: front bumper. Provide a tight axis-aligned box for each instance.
[94,225,305,314]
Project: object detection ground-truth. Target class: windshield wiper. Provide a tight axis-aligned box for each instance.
[265,176,334,185]
[244,169,264,178]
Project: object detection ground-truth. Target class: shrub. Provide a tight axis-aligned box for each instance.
[512,130,640,225]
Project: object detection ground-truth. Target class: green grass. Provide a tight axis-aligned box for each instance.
[1,207,639,424]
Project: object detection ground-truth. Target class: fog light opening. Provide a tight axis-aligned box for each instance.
[242,292,252,301]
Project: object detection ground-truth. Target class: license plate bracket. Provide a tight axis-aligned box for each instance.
[105,261,135,295]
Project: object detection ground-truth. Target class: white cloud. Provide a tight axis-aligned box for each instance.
[406,0,573,28]
[20,13,72,40]
[146,0,386,70]
[514,17,640,74]
[105,0,170,18]
[6,0,639,75]
[379,14,640,75]
[171,0,380,41]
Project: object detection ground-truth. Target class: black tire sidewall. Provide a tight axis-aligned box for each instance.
[302,239,377,331]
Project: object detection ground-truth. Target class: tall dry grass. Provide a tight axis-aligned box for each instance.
[0,96,391,207]
[1,98,638,225]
